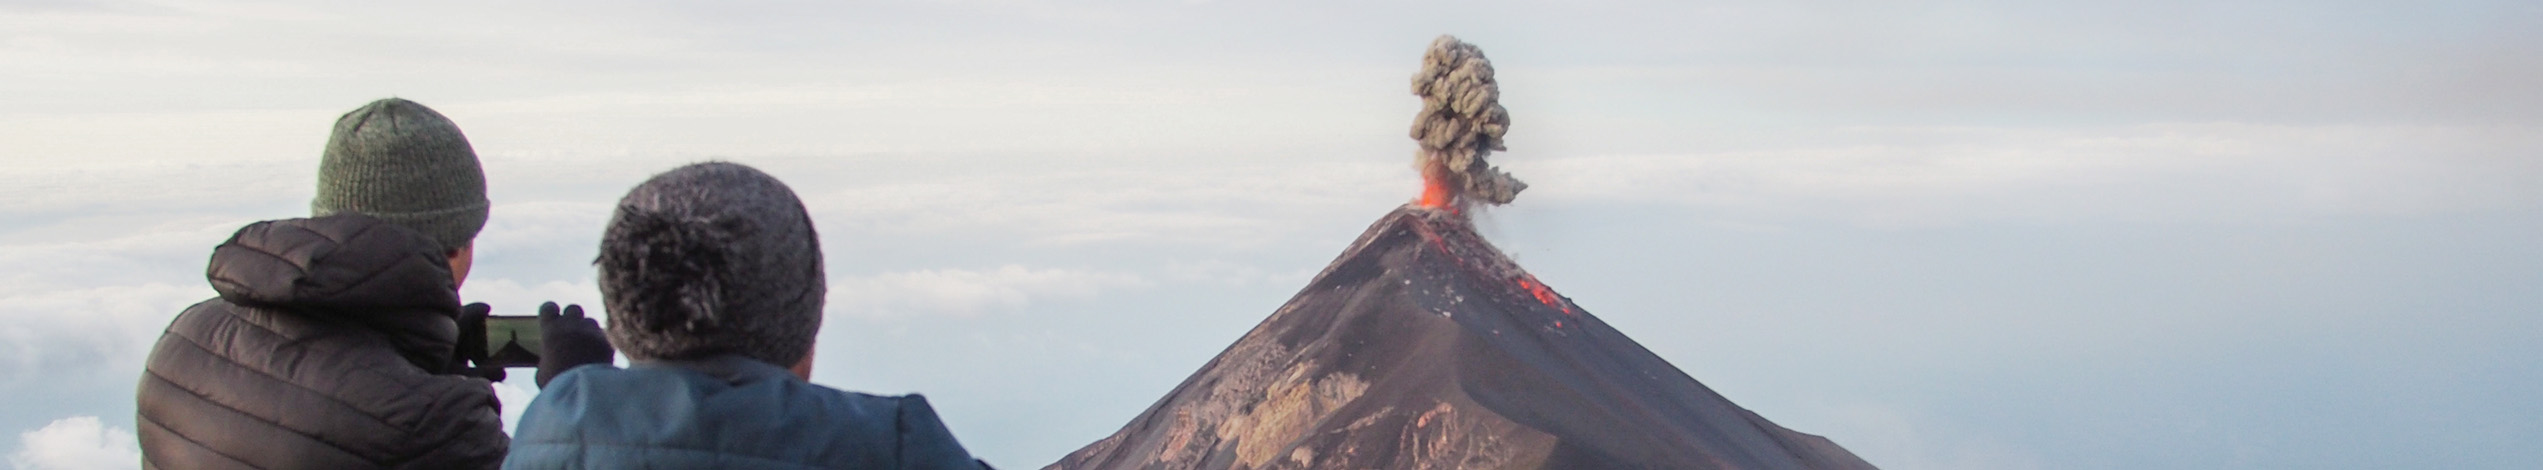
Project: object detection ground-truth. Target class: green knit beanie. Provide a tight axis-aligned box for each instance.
[312,98,489,252]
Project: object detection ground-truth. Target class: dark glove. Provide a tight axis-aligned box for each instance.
[536,301,615,388]
[453,303,507,381]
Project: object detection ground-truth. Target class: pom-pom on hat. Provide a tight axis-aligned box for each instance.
[596,161,826,367]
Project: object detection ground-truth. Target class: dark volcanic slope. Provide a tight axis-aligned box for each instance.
[1048,206,1876,470]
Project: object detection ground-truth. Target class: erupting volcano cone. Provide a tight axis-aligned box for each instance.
[1043,206,1877,470]
[1046,34,1872,470]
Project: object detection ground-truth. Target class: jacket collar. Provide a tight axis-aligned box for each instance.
[632,354,800,385]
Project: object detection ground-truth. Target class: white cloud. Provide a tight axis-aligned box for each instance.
[1159,259,1319,287]
[0,284,203,389]
[8,416,137,470]
[829,265,1152,318]
[1790,401,2042,470]
[0,219,235,387]
[796,160,1410,246]
[490,381,537,436]
[0,110,327,171]
[456,279,604,320]
[1513,123,2543,227]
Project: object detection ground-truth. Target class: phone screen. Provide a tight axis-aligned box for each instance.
[483,315,543,367]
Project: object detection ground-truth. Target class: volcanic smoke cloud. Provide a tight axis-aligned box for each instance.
[1410,35,1526,209]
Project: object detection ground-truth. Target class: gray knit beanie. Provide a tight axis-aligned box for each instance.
[312,98,489,251]
[597,162,826,367]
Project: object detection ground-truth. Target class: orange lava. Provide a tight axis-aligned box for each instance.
[1514,275,1571,314]
[1418,167,1456,210]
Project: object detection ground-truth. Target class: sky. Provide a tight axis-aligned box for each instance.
[2,0,2539,469]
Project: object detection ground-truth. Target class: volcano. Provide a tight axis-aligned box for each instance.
[1044,207,1877,470]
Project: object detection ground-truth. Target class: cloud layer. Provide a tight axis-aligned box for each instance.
[1516,123,2543,227]
[9,416,138,470]
[831,266,1153,319]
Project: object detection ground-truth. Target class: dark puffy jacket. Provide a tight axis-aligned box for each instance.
[504,355,990,470]
[137,215,506,470]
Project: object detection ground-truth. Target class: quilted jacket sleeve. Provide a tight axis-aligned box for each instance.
[388,374,507,470]
[137,301,508,470]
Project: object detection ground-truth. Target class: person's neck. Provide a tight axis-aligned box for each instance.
[636,354,798,384]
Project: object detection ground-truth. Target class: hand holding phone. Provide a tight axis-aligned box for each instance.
[483,315,545,368]
[453,303,506,380]
[534,302,617,388]
[466,301,614,387]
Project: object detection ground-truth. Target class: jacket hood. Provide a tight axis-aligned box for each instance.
[208,214,464,369]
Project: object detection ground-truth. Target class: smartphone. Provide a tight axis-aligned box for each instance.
[483,315,544,368]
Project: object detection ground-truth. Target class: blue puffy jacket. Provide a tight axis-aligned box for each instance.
[503,355,989,470]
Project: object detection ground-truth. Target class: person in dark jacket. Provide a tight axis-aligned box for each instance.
[139,214,506,469]
[504,162,992,470]
[136,98,549,469]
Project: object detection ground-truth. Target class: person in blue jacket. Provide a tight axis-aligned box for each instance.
[504,161,992,470]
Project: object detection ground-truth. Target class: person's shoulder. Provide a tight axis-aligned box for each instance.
[521,363,724,416]
[867,392,948,429]
[156,296,385,370]
[837,391,986,470]
[179,297,494,409]
[509,364,658,444]
[831,388,918,407]
[792,388,947,421]
[874,392,956,428]
[746,382,898,427]
[782,388,982,469]
[523,363,676,408]
[162,295,343,342]
[541,362,650,385]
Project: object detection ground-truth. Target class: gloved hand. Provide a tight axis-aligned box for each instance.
[536,301,616,388]
[453,303,507,381]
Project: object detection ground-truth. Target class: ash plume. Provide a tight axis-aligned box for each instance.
[1410,35,1526,208]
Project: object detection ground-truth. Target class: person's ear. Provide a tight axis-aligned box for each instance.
[790,345,815,380]
[447,242,475,288]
